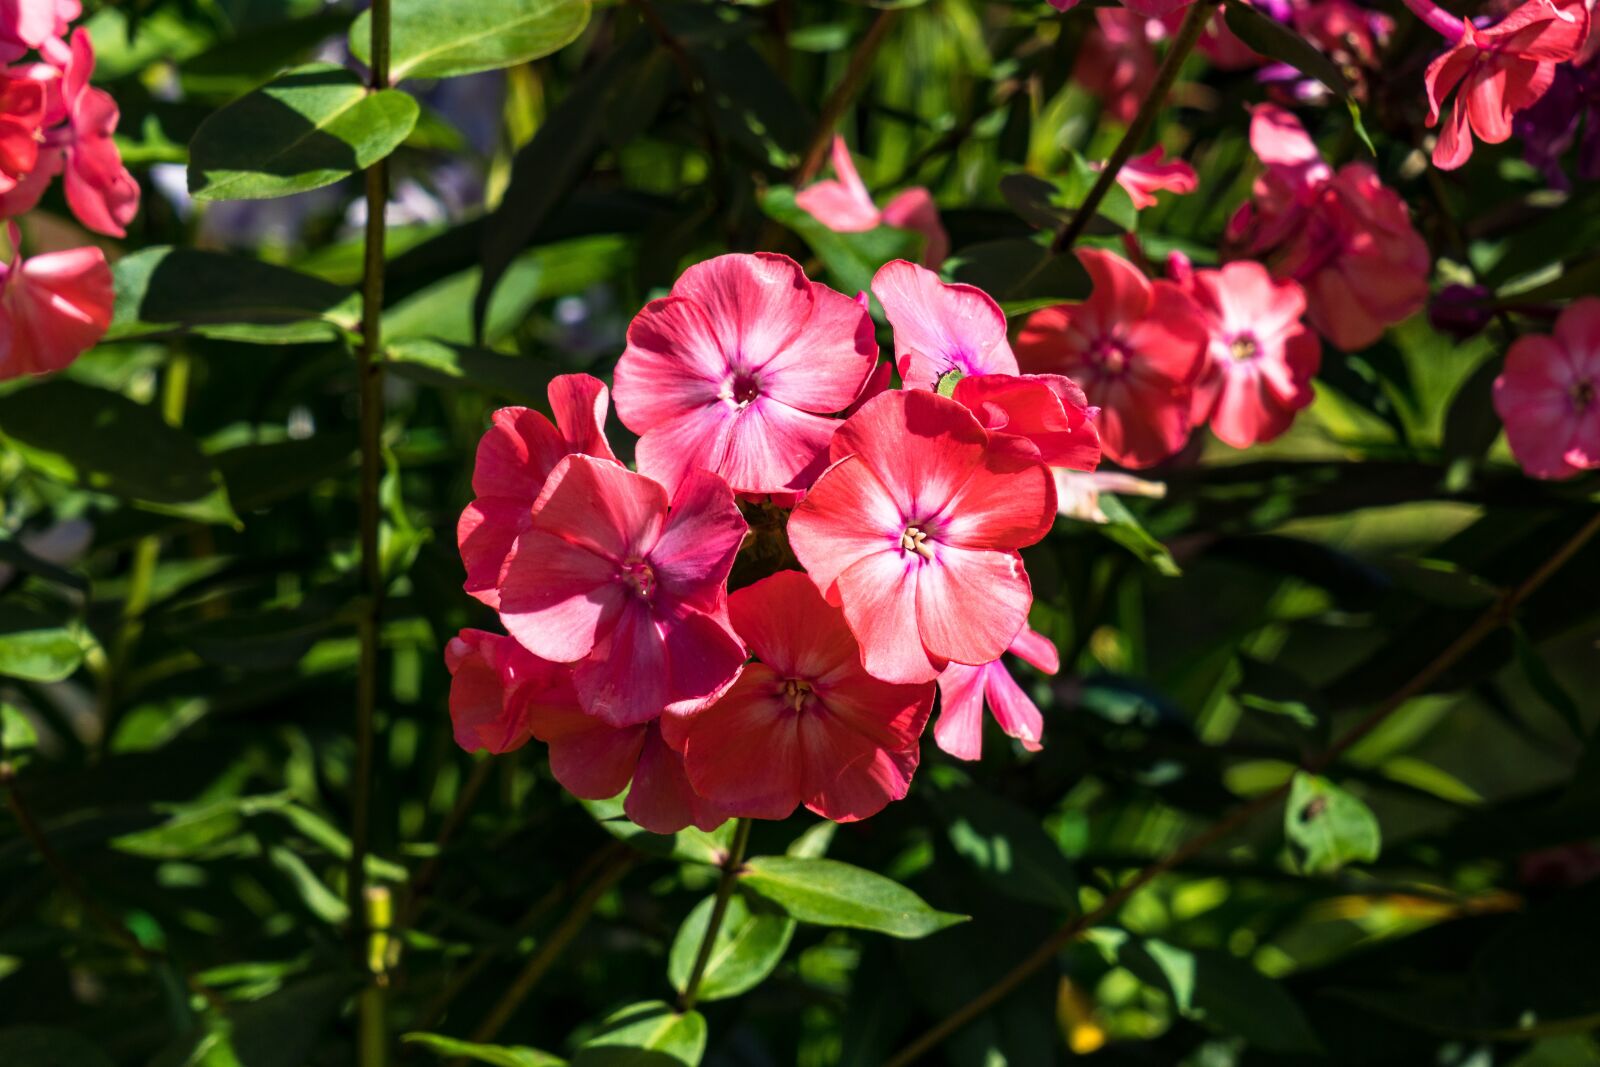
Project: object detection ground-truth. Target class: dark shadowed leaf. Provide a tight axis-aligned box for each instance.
[929,782,1078,910]
[0,1028,115,1067]
[188,64,419,201]
[946,238,1091,316]
[404,1033,565,1067]
[351,0,591,81]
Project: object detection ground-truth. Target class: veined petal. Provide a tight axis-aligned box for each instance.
[499,529,627,663]
[672,252,814,369]
[787,455,904,595]
[914,546,1032,667]
[835,549,940,684]
[614,296,728,432]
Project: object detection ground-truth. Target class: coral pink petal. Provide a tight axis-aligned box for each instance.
[614,296,729,431]
[471,407,568,500]
[527,703,646,798]
[756,282,877,413]
[1250,104,1323,166]
[1077,247,1154,324]
[984,663,1045,751]
[882,187,950,267]
[499,529,628,662]
[1010,624,1060,674]
[0,244,113,378]
[633,404,733,498]
[680,668,805,820]
[795,180,881,232]
[829,389,988,519]
[806,742,919,823]
[914,546,1031,667]
[715,398,841,494]
[933,662,988,760]
[934,444,1056,550]
[531,455,668,563]
[728,570,860,681]
[835,550,938,684]
[786,455,903,595]
[548,373,619,462]
[672,252,814,369]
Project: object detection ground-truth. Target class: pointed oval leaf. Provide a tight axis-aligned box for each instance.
[403,1033,564,1067]
[351,0,591,82]
[188,64,419,201]
[739,856,967,939]
[1285,772,1381,874]
[571,1001,705,1067]
[0,609,82,683]
[667,894,796,1002]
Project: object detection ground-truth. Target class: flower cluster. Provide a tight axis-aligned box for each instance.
[0,2,135,380]
[449,253,1100,832]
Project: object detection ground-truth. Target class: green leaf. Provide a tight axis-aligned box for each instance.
[0,1027,115,1067]
[571,1001,706,1067]
[1513,624,1584,739]
[352,0,591,82]
[1095,494,1181,577]
[945,239,1092,317]
[667,894,796,1002]
[0,381,236,523]
[738,856,967,939]
[1114,934,1323,1053]
[1284,772,1381,874]
[108,246,359,343]
[759,185,922,299]
[1223,2,1350,101]
[404,1033,565,1067]
[1000,160,1137,236]
[1,702,38,752]
[188,64,419,201]
[0,609,81,683]
[1497,255,1600,304]
[929,783,1078,910]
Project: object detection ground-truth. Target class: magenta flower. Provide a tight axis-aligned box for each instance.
[0,0,77,63]
[949,373,1103,471]
[613,253,878,496]
[457,374,619,609]
[870,259,1020,391]
[672,571,935,823]
[498,455,748,726]
[796,135,950,267]
[0,70,42,184]
[1493,297,1600,480]
[788,390,1057,685]
[445,629,579,756]
[1110,146,1198,210]
[935,625,1060,760]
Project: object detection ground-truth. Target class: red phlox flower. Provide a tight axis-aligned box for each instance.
[1227,105,1430,352]
[0,222,112,380]
[787,390,1056,685]
[1015,248,1208,469]
[1074,8,1163,124]
[457,374,618,609]
[870,259,1020,391]
[934,624,1059,760]
[950,372,1103,471]
[1493,296,1600,480]
[1169,254,1321,448]
[613,253,877,497]
[0,0,78,64]
[498,455,748,727]
[1424,0,1589,170]
[0,68,43,184]
[0,29,139,236]
[445,628,578,756]
[1110,146,1199,210]
[671,570,935,823]
[795,136,949,267]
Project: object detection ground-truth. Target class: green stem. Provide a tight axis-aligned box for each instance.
[880,510,1600,1067]
[1049,0,1219,255]
[678,818,753,1013]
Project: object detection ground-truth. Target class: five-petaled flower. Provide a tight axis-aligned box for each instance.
[871,259,1020,391]
[788,390,1057,685]
[796,136,950,267]
[613,252,877,497]
[1493,296,1600,480]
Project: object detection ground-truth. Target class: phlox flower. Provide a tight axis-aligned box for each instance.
[444,629,724,833]
[1168,254,1321,449]
[613,252,877,496]
[0,0,77,64]
[670,571,935,823]
[457,374,618,609]
[1053,469,1168,525]
[1493,297,1600,480]
[498,455,748,727]
[1420,0,1589,170]
[796,135,950,267]
[934,625,1059,760]
[1015,248,1208,469]
[787,390,1057,685]
[949,373,1103,471]
[1226,105,1430,352]
[1074,8,1162,124]
[0,224,112,380]
[0,69,42,184]
[0,29,140,236]
[1110,146,1198,210]
[870,259,1019,391]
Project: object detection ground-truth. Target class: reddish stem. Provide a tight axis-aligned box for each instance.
[1401,0,1469,41]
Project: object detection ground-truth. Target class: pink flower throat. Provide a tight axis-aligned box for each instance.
[780,677,815,712]
[619,558,655,599]
[900,525,936,560]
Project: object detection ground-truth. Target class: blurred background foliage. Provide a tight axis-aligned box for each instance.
[2,0,1600,1064]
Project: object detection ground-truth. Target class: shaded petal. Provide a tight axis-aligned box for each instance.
[881,187,950,267]
[680,666,806,820]
[527,702,647,798]
[499,529,627,662]
[651,467,747,611]
[575,599,670,726]
[457,497,528,608]
[660,607,748,717]
[984,662,1044,751]
[629,724,727,834]
[1010,624,1060,674]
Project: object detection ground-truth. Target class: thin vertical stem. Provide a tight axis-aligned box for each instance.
[678,818,753,1013]
[1049,0,1219,255]
[349,0,392,939]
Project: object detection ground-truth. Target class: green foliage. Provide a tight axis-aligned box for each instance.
[351,0,592,81]
[1284,772,1383,874]
[738,856,968,938]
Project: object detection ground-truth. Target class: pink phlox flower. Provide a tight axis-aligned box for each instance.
[671,570,935,823]
[870,259,1020,391]
[1109,146,1199,210]
[1015,248,1209,469]
[787,389,1057,685]
[1423,0,1590,170]
[1493,296,1600,479]
[498,455,749,727]
[934,624,1060,760]
[1169,254,1321,448]
[0,221,112,380]
[613,252,878,497]
[950,372,1103,471]
[457,374,619,609]
[795,135,949,267]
